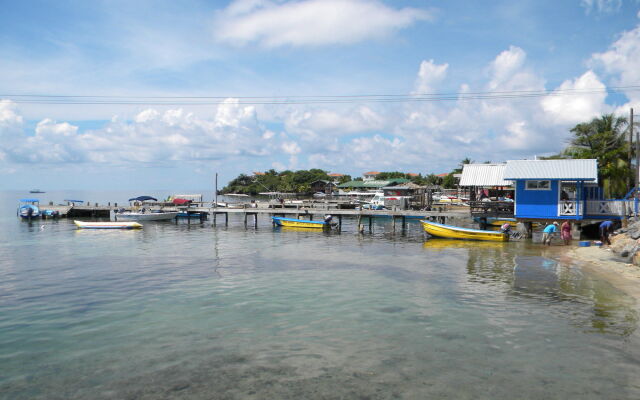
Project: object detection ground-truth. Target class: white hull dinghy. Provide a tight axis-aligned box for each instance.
[74,220,142,229]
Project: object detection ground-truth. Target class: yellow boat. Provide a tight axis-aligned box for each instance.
[420,220,508,242]
[422,239,506,250]
[272,216,327,229]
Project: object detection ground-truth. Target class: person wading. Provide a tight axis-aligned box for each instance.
[542,222,558,246]
[561,221,572,245]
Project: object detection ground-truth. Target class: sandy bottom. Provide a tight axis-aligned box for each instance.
[552,244,640,303]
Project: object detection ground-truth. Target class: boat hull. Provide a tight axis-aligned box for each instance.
[420,220,508,242]
[272,216,326,229]
[74,220,142,229]
[18,205,41,218]
[115,211,179,221]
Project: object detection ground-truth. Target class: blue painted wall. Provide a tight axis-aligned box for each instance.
[514,180,559,219]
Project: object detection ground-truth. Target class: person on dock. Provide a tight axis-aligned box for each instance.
[500,223,511,234]
[542,222,558,246]
[561,221,572,245]
[599,220,614,246]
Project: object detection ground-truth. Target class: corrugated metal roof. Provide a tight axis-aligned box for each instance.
[503,159,598,181]
[459,164,511,187]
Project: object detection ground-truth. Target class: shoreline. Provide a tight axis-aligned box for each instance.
[550,244,640,303]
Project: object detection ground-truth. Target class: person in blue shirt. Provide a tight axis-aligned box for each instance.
[599,220,614,245]
[542,222,559,246]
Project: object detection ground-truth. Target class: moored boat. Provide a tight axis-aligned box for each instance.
[114,211,179,221]
[17,198,41,219]
[29,189,45,193]
[272,216,327,229]
[420,220,508,242]
[74,220,142,229]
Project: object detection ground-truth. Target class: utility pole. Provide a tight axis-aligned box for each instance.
[630,108,634,191]
[633,108,638,194]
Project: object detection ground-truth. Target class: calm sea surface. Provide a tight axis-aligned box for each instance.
[1,190,640,399]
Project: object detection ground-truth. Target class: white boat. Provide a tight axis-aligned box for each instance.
[114,211,179,221]
[75,220,142,229]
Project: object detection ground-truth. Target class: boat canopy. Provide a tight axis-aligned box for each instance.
[128,196,158,202]
[19,198,39,202]
[64,199,84,203]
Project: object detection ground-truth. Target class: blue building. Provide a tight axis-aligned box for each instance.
[503,159,634,221]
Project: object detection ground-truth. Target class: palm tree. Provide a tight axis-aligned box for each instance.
[565,114,630,198]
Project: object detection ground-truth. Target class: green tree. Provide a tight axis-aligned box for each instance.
[564,114,630,198]
[442,173,456,189]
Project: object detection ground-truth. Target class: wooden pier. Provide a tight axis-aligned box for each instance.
[37,202,468,233]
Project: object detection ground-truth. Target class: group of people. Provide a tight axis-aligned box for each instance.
[541,219,615,246]
[541,221,572,246]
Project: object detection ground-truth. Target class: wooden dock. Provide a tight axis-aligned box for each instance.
[37,202,469,232]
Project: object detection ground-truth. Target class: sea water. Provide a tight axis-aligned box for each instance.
[1,191,639,399]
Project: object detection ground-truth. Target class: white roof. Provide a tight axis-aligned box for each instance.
[503,159,598,182]
[459,164,511,187]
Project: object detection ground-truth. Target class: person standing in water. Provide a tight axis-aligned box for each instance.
[561,221,571,245]
[542,222,558,246]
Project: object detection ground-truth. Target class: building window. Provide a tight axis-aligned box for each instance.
[526,180,551,190]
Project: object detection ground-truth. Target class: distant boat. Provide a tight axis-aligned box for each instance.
[29,189,45,193]
[420,220,508,242]
[74,220,142,229]
[114,211,179,221]
[17,198,41,219]
[272,216,328,229]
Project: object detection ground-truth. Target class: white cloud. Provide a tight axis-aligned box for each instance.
[214,0,431,47]
[580,0,622,14]
[590,23,640,110]
[285,106,384,137]
[414,59,448,94]
[0,98,275,166]
[541,70,608,124]
[281,141,301,155]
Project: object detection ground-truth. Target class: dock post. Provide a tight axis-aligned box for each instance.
[187,213,191,225]
[225,212,228,226]
[254,213,258,228]
[244,213,247,227]
[402,216,406,231]
[357,215,361,228]
[392,216,396,232]
[213,213,217,226]
[369,216,373,232]
[309,214,313,220]
[338,215,342,232]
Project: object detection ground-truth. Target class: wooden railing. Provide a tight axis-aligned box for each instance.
[469,201,515,218]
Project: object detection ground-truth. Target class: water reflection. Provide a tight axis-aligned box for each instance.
[458,240,639,337]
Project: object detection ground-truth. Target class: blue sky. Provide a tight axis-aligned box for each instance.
[1,0,640,190]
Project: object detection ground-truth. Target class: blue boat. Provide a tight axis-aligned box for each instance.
[17,198,41,219]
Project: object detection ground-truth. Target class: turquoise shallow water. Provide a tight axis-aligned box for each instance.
[1,191,640,399]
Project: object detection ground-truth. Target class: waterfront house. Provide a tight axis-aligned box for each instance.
[459,163,513,201]
[503,158,634,221]
[363,171,380,181]
[310,180,336,194]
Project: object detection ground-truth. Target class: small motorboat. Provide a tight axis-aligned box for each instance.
[114,210,179,221]
[29,189,45,193]
[18,198,41,219]
[74,220,142,229]
[272,216,329,229]
[420,220,508,242]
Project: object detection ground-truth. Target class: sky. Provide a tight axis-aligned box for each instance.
[1,0,640,190]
